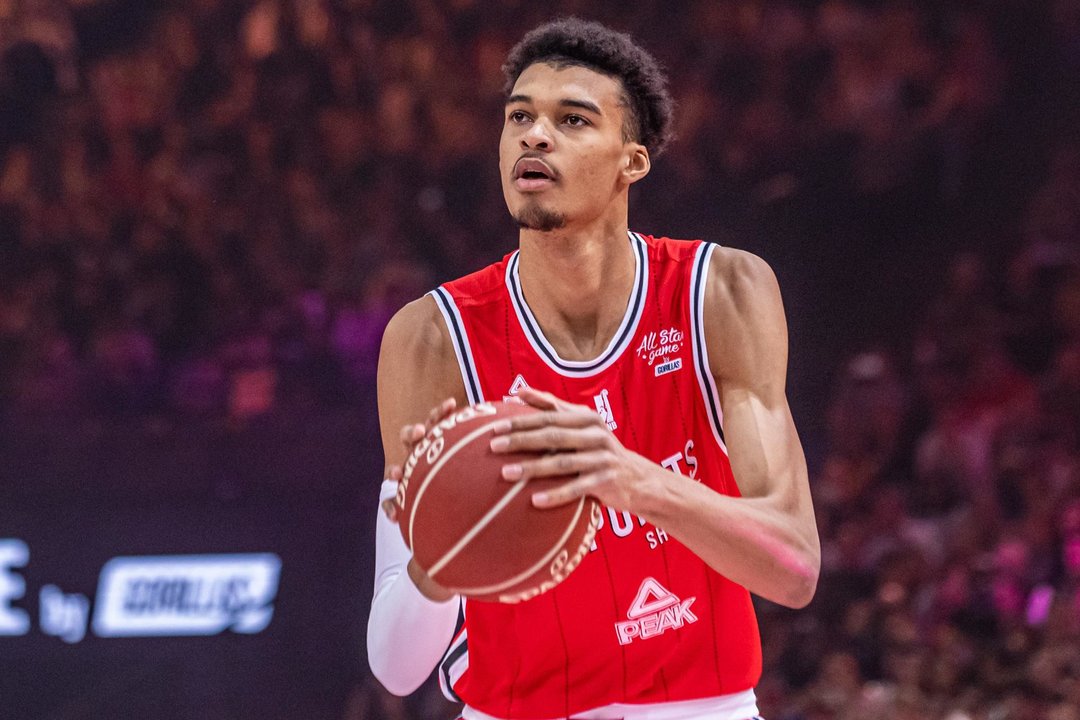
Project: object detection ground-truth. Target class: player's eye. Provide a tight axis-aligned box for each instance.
[564,114,589,127]
[508,110,530,123]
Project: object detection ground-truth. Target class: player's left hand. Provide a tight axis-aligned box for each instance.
[489,387,658,512]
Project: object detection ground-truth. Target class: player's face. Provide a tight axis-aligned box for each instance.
[499,62,647,232]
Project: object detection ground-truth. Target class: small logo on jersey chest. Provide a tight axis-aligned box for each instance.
[593,389,617,431]
[654,358,682,377]
[504,374,529,403]
[615,577,698,645]
[636,326,685,368]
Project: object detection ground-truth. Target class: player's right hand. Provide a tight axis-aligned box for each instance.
[383,397,460,602]
[381,397,459,523]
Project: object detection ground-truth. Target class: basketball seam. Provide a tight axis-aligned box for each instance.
[452,496,587,596]
[407,418,504,550]
[427,477,530,578]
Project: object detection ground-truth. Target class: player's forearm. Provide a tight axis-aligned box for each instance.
[367,570,460,694]
[636,469,819,608]
[367,480,460,695]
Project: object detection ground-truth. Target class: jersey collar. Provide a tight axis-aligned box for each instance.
[505,231,649,378]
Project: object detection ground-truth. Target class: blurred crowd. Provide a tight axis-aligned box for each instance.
[756,171,1080,719]
[1,0,1079,718]
[2,0,1077,424]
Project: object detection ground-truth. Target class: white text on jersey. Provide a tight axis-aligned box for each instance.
[615,577,698,645]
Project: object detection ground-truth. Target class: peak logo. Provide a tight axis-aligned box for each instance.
[614,577,697,645]
[503,374,529,403]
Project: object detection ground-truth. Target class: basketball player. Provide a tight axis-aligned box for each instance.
[368,18,819,720]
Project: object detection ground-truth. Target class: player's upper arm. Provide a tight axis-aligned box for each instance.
[377,295,469,470]
[701,246,819,606]
[704,247,789,406]
[703,247,801,500]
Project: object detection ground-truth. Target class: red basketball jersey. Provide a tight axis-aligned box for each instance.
[430,233,762,719]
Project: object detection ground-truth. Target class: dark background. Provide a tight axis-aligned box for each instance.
[1,0,1078,718]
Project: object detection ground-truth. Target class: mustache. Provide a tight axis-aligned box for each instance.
[512,154,558,180]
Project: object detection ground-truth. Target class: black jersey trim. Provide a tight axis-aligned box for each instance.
[690,242,727,451]
[439,629,468,703]
[504,231,648,378]
[431,287,484,405]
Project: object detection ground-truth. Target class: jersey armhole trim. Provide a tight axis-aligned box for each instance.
[439,628,469,702]
[431,287,485,405]
[690,242,728,454]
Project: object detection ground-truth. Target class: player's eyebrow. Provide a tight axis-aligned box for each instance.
[505,95,603,115]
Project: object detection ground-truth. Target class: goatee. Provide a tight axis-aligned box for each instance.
[513,205,566,232]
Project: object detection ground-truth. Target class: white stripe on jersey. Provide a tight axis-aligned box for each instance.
[431,287,485,404]
[689,242,728,455]
[439,628,469,701]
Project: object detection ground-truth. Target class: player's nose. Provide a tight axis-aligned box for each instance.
[520,119,554,151]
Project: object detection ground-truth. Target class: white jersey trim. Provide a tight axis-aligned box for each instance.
[439,627,469,702]
[461,688,758,720]
[689,242,728,455]
[504,231,649,378]
[430,287,485,405]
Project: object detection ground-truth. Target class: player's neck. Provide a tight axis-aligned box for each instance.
[516,217,636,362]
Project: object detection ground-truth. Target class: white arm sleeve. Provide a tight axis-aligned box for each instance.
[367,480,461,696]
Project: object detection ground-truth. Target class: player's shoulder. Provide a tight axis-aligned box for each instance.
[381,294,450,361]
[706,245,777,281]
[700,246,786,358]
[700,245,789,390]
[441,253,512,306]
[640,233,778,299]
[637,234,778,302]
[704,245,780,310]
[636,233,702,263]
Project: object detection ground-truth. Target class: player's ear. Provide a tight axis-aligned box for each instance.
[622,144,650,185]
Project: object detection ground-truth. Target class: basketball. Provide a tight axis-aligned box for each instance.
[395,400,601,604]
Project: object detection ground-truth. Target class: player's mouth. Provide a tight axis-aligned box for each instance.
[512,157,558,192]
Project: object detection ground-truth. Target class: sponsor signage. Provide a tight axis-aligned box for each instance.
[1,539,281,642]
[94,554,281,637]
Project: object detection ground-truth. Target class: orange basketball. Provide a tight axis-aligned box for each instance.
[396,401,600,603]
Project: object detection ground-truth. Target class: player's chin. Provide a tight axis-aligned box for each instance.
[512,202,567,233]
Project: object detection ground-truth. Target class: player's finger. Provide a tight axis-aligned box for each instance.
[490,416,609,451]
[518,387,589,412]
[514,386,561,410]
[532,470,614,508]
[490,422,607,453]
[516,387,589,414]
[501,450,610,481]
[426,397,457,430]
[381,498,400,522]
[399,422,426,449]
[491,408,602,437]
[386,465,403,481]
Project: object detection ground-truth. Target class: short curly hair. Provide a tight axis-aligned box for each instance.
[502,18,674,157]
